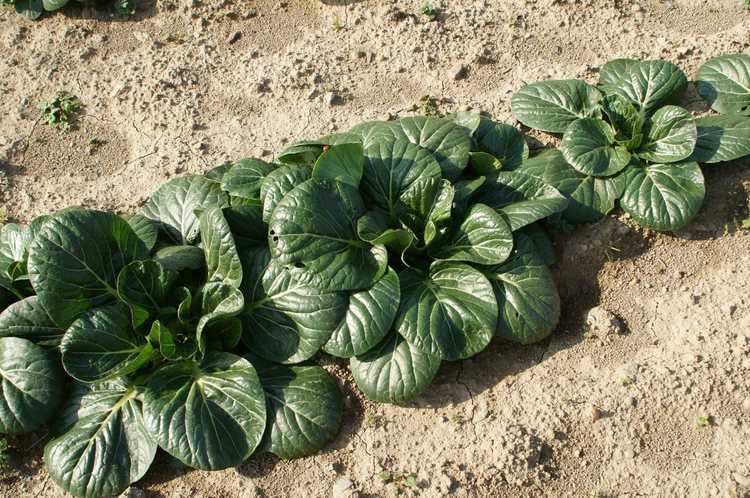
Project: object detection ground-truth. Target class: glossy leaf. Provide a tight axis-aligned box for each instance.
[474,117,529,170]
[126,214,159,252]
[312,143,364,187]
[511,80,602,133]
[324,267,400,358]
[0,296,63,345]
[28,209,148,328]
[430,204,513,265]
[599,59,687,115]
[61,304,154,383]
[0,337,63,434]
[268,179,387,292]
[220,159,277,201]
[696,54,750,115]
[241,250,346,364]
[141,175,228,244]
[474,171,568,230]
[200,207,243,288]
[350,332,441,404]
[395,263,497,361]
[619,162,705,231]
[256,361,342,459]
[690,115,750,163]
[260,164,313,223]
[152,245,205,272]
[45,380,156,498]
[561,118,631,177]
[517,150,625,224]
[600,94,643,149]
[637,106,697,163]
[117,260,176,328]
[142,352,266,470]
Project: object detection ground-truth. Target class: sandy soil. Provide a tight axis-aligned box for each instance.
[1,0,749,497]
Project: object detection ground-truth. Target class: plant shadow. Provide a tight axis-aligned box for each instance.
[50,0,157,22]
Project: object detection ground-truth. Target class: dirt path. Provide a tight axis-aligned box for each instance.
[1,1,749,497]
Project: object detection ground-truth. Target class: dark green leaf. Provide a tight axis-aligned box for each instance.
[260,164,313,223]
[28,209,148,328]
[117,260,177,328]
[152,245,205,272]
[468,151,503,175]
[696,54,750,115]
[447,111,482,135]
[0,296,63,345]
[268,179,387,292]
[430,204,513,265]
[61,304,154,383]
[194,282,244,355]
[15,0,43,19]
[200,207,243,288]
[312,143,364,187]
[142,352,266,470]
[324,267,400,358]
[474,171,569,230]
[690,115,750,163]
[350,332,441,404]
[142,175,228,244]
[0,337,63,434]
[241,251,346,363]
[561,118,631,177]
[511,80,602,133]
[474,117,529,170]
[637,106,697,163]
[599,59,687,115]
[396,263,498,360]
[126,214,159,252]
[220,159,277,201]
[619,162,705,231]
[600,94,643,149]
[256,362,342,459]
[45,380,157,498]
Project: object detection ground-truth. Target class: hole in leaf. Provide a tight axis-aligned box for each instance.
[293,262,305,269]
[272,236,279,242]
[269,229,276,235]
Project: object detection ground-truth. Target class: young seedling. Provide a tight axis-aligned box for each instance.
[332,14,346,31]
[0,438,9,467]
[410,95,441,117]
[697,415,711,427]
[419,2,438,21]
[38,91,81,131]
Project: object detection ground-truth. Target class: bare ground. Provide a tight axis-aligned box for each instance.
[1,1,749,497]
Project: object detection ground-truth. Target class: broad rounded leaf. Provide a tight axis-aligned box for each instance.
[0,337,63,434]
[324,267,400,358]
[599,59,687,115]
[518,150,625,224]
[152,245,205,272]
[117,260,176,328]
[430,204,513,265]
[45,380,157,498]
[637,106,697,163]
[256,362,342,459]
[600,94,643,149]
[696,54,750,115]
[484,241,560,345]
[511,80,602,133]
[200,207,243,288]
[220,159,277,201]
[260,164,313,223]
[561,118,631,177]
[241,250,347,364]
[61,304,154,383]
[142,352,266,470]
[360,139,442,217]
[277,133,361,165]
[28,208,149,328]
[474,117,529,170]
[448,111,482,135]
[141,175,228,244]
[126,214,159,252]
[619,162,705,231]
[380,117,472,180]
[194,282,244,355]
[356,211,416,255]
[312,143,364,187]
[690,115,750,163]
[395,263,498,361]
[224,205,268,250]
[0,296,63,345]
[474,171,569,230]
[268,179,387,292]
[350,332,441,404]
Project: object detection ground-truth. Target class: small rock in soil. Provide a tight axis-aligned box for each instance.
[120,487,148,498]
[585,306,624,335]
[227,31,242,44]
[332,478,356,498]
[325,92,344,106]
[451,63,469,80]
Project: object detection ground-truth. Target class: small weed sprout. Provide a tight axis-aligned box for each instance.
[332,14,346,31]
[419,2,437,21]
[697,415,711,427]
[38,91,81,131]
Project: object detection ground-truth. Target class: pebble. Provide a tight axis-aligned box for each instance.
[451,63,469,80]
[585,307,624,336]
[332,478,356,498]
[227,31,242,44]
[325,92,344,106]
